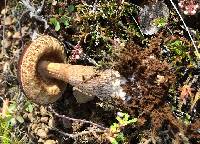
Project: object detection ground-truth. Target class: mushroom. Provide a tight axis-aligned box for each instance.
[18,35,126,105]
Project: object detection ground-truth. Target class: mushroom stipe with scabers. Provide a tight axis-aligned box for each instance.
[18,35,127,105]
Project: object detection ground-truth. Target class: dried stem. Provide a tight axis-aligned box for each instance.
[2,0,9,58]
[0,98,9,118]
[20,0,49,29]
[50,126,105,138]
[169,0,199,56]
[49,106,109,130]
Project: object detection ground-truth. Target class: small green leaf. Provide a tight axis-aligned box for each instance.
[124,113,129,122]
[194,51,200,60]
[16,115,24,123]
[68,5,75,13]
[111,138,118,144]
[25,103,34,113]
[55,21,60,31]
[49,17,57,25]
[63,20,69,28]
[58,8,64,15]
[9,118,16,126]
[110,123,119,132]
[116,133,125,142]
[127,118,137,124]
[153,17,167,27]
[8,103,16,113]
[60,16,70,28]
[175,49,182,55]
[116,116,124,125]
[49,18,60,31]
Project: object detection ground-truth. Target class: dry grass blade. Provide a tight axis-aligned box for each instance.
[169,0,199,57]
[1,0,9,58]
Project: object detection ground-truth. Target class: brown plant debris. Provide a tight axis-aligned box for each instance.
[114,35,188,142]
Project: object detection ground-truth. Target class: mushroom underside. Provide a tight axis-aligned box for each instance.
[18,35,66,104]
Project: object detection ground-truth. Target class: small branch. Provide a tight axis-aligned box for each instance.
[82,53,99,66]
[132,16,144,37]
[0,98,9,118]
[20,0,49,29]
[21,0,35,12]
[31,14,49,29]
[2,0,9,58]
[50,126,105,138]
[49,106,108,130]
[64,41,99,66]
[36,0,45,14]
[169,0,199,55]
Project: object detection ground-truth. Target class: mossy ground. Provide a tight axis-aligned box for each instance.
[0,0,200,143]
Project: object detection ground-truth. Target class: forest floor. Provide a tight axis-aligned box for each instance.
[0,0,200,144]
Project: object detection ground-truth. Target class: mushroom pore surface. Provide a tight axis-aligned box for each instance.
[18,35,66,104]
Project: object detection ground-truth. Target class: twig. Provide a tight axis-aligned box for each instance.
[0,98,9,118]
[21,0,35,12]
[49,106,108,130]
[36,0,45,14]
[2,0,8,58]
[17,9,29,48]
[169,0,199,56]
[64,41,99,66]
[20,0,49,29]
[82,53,99,66]
[50,126,105,138]
[132,16,144,37]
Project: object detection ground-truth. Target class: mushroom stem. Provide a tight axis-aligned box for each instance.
[38,60,98,86]
[38,60,125,103]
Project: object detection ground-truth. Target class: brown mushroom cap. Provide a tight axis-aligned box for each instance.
[18,35,66,104]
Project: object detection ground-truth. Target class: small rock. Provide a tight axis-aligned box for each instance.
[21,26,29,36]
[44,140,57,144]
[27,113,35,122]
[14,40,20,46]
[36,128,48,139]
[62,118,72,129]
[1,39,11,49]
[12,17,16,24]
[4,16,12,25]
[34,126,39,134]
[31,123,37,131]
[12,32,21,39]
[41,123,48,130]
[1,8,8,15]
[41,117,49,123]
[44,127,49,133]
[138,1,169,35]
[6,31,12,38]
[40,106,48,116]
[38,138,44,143]
[48,117,55,127]
[52,0,57,6]
[22,113,28,119]
[13,49,20,58]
